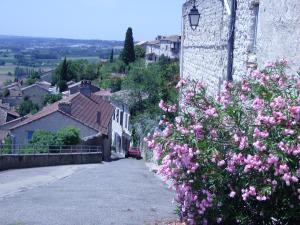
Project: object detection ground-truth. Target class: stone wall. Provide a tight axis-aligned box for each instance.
[181,0,229,94]
[232,0,258,80]
[257,0,300,72]
[0,153,102,171]
[181,0,300,95]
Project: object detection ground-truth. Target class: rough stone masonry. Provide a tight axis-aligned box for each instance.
[181,0,300,95]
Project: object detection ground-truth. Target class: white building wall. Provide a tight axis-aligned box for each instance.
[256,0,300,72]
[181,0,300,95]
[181,0,229,95]
[111,105,131,156]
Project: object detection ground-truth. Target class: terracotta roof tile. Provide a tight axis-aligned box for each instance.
[10,93,115,135]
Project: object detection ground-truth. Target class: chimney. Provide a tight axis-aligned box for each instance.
[58,102,72,115]
[79,80,92,97]
[96,111,101,124]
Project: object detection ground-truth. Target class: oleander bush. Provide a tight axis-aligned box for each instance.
[146,60,300,224]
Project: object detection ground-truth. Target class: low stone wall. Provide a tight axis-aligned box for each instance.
[0,153,102,171]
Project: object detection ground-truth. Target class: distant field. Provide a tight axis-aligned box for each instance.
[0,64,15,75]
[65,56,101,63]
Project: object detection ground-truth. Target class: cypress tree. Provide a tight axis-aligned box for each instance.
[122,27,135,65]
[61,56,68,81]
[58,57,68,92]
[109,49,114,63]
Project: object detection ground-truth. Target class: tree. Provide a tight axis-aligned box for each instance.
[109,49,114,63]
[134,45,145,59]
[29,127,80,148]
[17,99,39,116]
[43,93,63,105]
[55,57,70,92]
[122,27,136,65]
[61,56,69,81]
[56,127,80,145]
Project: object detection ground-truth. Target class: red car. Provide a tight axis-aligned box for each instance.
[126,147,142,159]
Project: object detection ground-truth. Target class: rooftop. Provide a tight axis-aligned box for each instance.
[10,93,115,135]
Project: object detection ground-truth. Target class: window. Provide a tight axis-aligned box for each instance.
[120,111,124,126]
[116,109,119,122]
[27,131,34,141]
[127,115,130,129]
[97,111,101,124]
[251,4,259,53]
[125,114,128,129]
[113,110,116,120]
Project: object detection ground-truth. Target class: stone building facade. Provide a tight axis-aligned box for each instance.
[181,0,300,94]
[145,35,181,63]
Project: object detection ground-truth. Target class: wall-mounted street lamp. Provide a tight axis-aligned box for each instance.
[188,0,200,30]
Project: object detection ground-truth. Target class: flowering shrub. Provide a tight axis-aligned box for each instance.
[145,61,300,224]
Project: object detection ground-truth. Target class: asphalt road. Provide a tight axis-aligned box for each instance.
[0,159,176,225]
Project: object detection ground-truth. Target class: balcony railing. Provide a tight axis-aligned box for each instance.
[0,144,102,155]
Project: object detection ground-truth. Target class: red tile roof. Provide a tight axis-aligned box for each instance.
[10,93,115,135]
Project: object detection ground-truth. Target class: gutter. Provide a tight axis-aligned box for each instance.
[226,0,237,81]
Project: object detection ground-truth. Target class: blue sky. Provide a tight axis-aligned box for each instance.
[0,0,184,41]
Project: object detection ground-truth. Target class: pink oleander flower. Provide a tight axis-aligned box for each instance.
[253,141,267,151]
[265,61,275,68]
[204,106,218,118]
[176,79,187,89]
[270,96,286,109]
[253,127,269,139]
[283,129,294,136]
[241,79,251,92]
[229,191,236,198]
[217,160,226,167]
[148,61,300,224]
[252,98,264,111]
[290,106,300,121]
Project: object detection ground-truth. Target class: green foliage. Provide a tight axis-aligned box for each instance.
[43,93,62,105]
[134,45,145,59]
[122,57,179,143]
[24,71,41,86]
[30,130,61,146]
[53,58,99,92]
[57,80,68,92]
[57,127,80,145]
[14,67,38,79]
[17,99,39,116]
[123,58,179,117]
[98,59,127,90]
[25,77,35,86]
[122,27,136,65]
[1,136,12,154]
[29,127,80,147]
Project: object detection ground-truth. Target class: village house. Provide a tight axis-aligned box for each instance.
[0,82,52,108]
[3,83,115,161]
[142,35,181,63]
[181,0,300,95]
[60,81,132,158]
[93,89,132,157]
[21,83,50,107]
[111,101,131,157]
